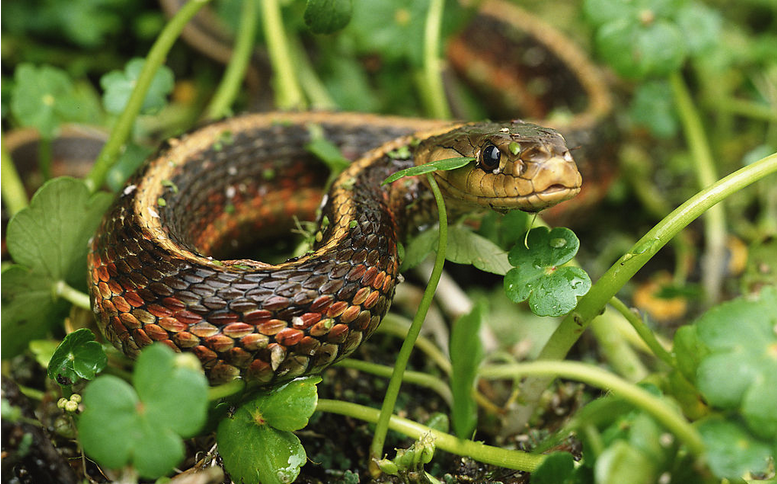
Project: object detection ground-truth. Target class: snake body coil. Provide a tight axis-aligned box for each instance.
[88,112,581,385]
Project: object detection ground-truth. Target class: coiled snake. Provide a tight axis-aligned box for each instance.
[88,1,611,386]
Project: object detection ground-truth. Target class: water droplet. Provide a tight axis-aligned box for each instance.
[550,237,567,248]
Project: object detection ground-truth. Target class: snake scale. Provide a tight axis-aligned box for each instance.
[88,1,612,386]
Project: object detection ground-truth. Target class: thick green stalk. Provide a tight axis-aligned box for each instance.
[421,0,451,119]
[38,137,53,182]
[336,359,453,404]
[261,0,304,109]
[480,361,705,457]
[289,37,336,110]
[208,379,245,401]
[670,71,727,305]
[609,296,676,368]
[203,0,257,120]
[368,174,448,474]
[514,152,777,428]
[589,308,648,382]
[318,399,545,472]
[86,0,212,192]
[54,281,91,310]
[1,139,29,215]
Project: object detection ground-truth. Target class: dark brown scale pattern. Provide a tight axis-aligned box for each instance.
[88,114,440,386]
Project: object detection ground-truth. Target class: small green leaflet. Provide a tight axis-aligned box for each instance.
[503,227,591,317]
[450,301,485,439]
[217,376,321,484]
[304,0,353,34]
[382,156,474,185]
[47,328,107,384]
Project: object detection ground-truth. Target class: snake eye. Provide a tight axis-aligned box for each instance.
[479,144,501,172]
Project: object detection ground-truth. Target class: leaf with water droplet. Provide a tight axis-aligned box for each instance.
[504,227,591,317]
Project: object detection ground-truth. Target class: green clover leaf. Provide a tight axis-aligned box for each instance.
[401,224,511,275]
[78,344,208,479]
[100,58,174,115]
[10,64,83,139]
[47,328,107,384]
[503,227,591,317]
[217,376,321,484]
[583,0,692,79]
[692,285,777,439]
[697,417,773,479]
[2,177,112,357]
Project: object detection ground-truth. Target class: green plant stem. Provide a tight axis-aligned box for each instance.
[85,0,212,192]
[54,281,91,310]
[716,97,777,123]
[535,216,647,381]
[208,379,246,401]
[336,359,453,404]
[38,137,53,181]
[421,0,451,119]
[377,314,452,375]
[514,151,777,429]
[289,37,336,110]
[317,399,545,472]
[1,139,29,215]
[609,296,676,368]
[670,71,727,305]
[261,0,304,109]
[369,174,448,474]
[479,360,705,457]
[202,0,257,121]
[589,308,647,382]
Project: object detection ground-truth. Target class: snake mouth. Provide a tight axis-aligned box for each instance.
[542,184,571,193]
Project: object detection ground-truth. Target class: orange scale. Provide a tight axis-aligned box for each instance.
[174,309,203,325]
[326,301,348,318]
[96,265,110,282]
[351,287,371,306]
[119,312,141,330]
[340,305,361,324]
[158,317,187,333]
[98,282,112,299]
[173,331,200,349]
[112,296,131,313]
[144,324,169,341]
[107,279,124,295]
[147,303,173,318]
[257,319,287,336]
[372,272,386,290]
[222,323,254,339]
[100,299,117,317]
[124,291,145,308]
[240,333,269,351]
[245,309,272,325]
[363,291,381,309]
[275,328,304,347]
[326,324,349,343]
[133,328,153,346]
[109,316,128,337]
[382,276,394,292]
[205,334,235,353]
[293,312,321,329]
[193,345,218,367]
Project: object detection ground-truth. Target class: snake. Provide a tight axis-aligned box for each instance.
[88,1,612,386]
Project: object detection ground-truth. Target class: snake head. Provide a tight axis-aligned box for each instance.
[416,120,582,212]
